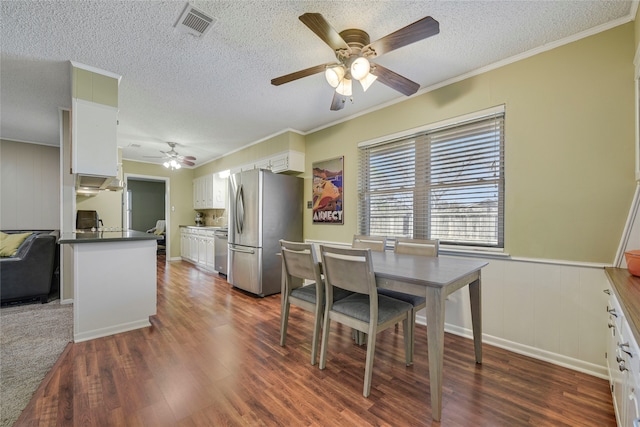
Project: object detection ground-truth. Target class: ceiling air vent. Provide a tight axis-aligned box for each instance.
[174,3,216,37]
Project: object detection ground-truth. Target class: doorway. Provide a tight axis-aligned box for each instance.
[124,174,170,256]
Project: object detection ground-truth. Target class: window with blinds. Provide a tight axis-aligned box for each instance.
[358,110,505,248]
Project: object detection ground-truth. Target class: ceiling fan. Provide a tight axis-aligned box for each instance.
[271,13,439,111]
[146,142,196,169]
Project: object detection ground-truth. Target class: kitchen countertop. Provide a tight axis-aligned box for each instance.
[59,229,159,244]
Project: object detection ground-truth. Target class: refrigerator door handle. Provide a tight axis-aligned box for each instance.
[235,184,244,234]
[229,246,255,254]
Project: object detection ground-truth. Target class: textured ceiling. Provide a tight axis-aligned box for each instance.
[0,1,635,167]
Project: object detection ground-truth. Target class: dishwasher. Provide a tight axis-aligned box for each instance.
[214,228,228,276]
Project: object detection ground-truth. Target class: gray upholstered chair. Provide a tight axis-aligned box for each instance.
[351,235,388,343]
[279,240,325,365]
[378,238,439,363]
[352,235,387,252]
[318,245,413,397]
[147,220,166,252]
[280,240,353,365]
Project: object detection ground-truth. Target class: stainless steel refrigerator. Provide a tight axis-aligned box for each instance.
[228,169,303,296]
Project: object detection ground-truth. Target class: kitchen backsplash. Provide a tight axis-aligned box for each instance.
[197,209,227,227]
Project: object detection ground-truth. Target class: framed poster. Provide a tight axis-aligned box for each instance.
[312,156,344,224]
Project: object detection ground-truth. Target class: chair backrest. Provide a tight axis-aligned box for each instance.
[280,240,322,290]
[319,245,377,296]
[394,238,439,257]
[154,220,166,235]
[352,235,387,252]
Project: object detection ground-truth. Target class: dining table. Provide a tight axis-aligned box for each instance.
[368,250,488,422]
[279,247,488,422]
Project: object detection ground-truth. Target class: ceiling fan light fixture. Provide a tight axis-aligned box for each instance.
[164,159,182,170]
[350,57,370,81]
[325,66,345,88]
[336,77,352,96]
[359,72,377,92]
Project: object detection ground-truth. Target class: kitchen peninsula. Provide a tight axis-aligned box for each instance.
[59,230,158,342]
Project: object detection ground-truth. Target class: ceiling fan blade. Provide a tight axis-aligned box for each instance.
[271,62,338,86]
[299,13,350,52]
[180,159,195,167]
[330,92,346,111]
[364,16,439,58]
[371,63,420,96]
[181,155,196,161]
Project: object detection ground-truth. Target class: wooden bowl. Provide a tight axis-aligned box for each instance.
[625,250,640,277]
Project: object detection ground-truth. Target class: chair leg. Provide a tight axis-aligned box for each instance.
[363,326,377,397]
[280,299,290,347]
[310,309,322,366]
[407,309,416,366]
[319,315,331,370]
[352,329,366,345]
[404,313,413,366]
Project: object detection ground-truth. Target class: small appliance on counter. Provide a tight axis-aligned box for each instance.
[195,212,205,227]
[76,210,102,231]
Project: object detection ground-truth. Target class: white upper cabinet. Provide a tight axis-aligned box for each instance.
[72,98,118,177]
[193,174,227,209]
[230,150,305,175]
[212,174,227,209]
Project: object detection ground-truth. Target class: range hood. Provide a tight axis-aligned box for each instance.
[76,174,124,195]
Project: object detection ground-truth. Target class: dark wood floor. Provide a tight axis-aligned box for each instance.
[16,255,616,426]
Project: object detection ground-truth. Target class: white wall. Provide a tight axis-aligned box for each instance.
[0,139,60,230]
[437,255,609,378]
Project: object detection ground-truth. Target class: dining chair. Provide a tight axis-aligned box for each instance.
[351,235,388,344]
[378,238,439,363]
[279,240,325,365]
[352,235,387,252]
[279,240,354,365]
[318,244,413,397]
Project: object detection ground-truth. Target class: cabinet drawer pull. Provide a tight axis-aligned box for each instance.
[608,307,618,318]
[619,342,633,357]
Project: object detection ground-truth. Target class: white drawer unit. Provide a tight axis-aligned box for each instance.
[620,319,640,427]
[180,227,219,273]
[605,285,640,427]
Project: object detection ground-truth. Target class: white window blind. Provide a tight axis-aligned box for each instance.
[358,111,505,248]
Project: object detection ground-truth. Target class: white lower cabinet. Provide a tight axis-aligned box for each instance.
[181,228,191,260]
[605,283,640,427]
[180,227,217,272]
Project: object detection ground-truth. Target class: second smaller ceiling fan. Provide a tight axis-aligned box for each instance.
[145,142,196,169]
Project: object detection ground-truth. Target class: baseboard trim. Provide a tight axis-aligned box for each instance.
[73,318,151,343]
[415,315,608,379]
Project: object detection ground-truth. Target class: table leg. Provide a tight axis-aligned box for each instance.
[425,287,445,422]
[469,276,482,363]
